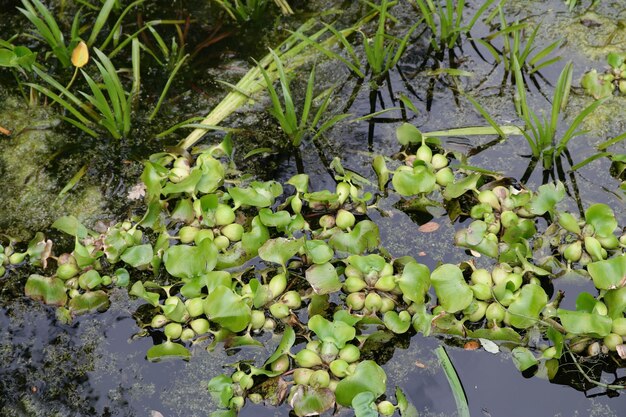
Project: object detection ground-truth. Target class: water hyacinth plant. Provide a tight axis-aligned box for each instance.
[11,123,625,415]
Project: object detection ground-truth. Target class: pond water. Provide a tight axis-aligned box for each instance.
[1,0,625,416]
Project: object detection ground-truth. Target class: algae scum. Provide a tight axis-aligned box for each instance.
[1,1,626,416]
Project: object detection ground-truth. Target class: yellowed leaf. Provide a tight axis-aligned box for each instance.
[71,41,89,68]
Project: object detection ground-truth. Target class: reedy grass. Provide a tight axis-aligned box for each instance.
[476,7,561,77]
[179,13,378,149]
[513,57,606,169]
[27,48,135,139]
[257,50,350,147]
[214,0,293,22]
[411,0,498,52]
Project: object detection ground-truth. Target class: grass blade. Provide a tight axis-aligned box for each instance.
[149,54,189,121]
[465,94,505,138]
[88,0,116,46]
[436,347,470,417]
[598,131,626,150]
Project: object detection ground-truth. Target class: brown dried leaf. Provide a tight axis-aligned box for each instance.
[464,340,481,350]
[418,222,439,233]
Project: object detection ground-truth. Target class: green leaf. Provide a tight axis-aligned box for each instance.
[383,310,412,334]
[129,281,160,307]
[392,165,437,195]
[308,315,356,348]
[436,346,470,417]
[373,155,390,191]
[557,309,613,337]
[305,262,342,294]
[259,208,292,228]
[397,262,430,303]
[528,182,565,215]
[204,285,251,332]
[396,123,422,145]
[229,186,273,208]
[164,239,218,279]
[581,70,614,99]
[68,290,110,314]
[146,341,190,362]
[396,387,419,417]
[585,203,618,237]
[511,346,539,372]
[347,254,386,275]
[208,374,234,408]
[442,173,481,199]
[25,274,67,306]
[52,215,89,238]
[506,284,548,329]
[431,264,473,313]
[120,244,153,267]
[329,220,380,254]
[335,360,387,406]
[114,268,130,287]
[304,240,334,264]
[258,237,304,270]
[265,326,296,365]
[352,392,377,417]
[603,287,626,319]
[587,254,626,290]
[289,385,335,417]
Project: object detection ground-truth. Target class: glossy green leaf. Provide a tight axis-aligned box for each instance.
[442,173,481,199]
[347,254,386,275]
[129,281,160,307]
[120,244,153,267]
[25,274,67,306]
[467,327,521,341]
[528,182,565,215]
[164,239,218,279]
[204,285,251,332]
[585,203,618,237]
[52,215,89,238]
[431,264,473,313]
[259,208,292,228]
[352,392,377,417]
[392,165,437,195]
[557,309,613,337]
[147,340,190,361]
[265,326,296,365]
[603,287,626,319]
[329,220,380,254]
[68,290,110,314]
[587,254,626,290]
[373,155,390,191]
[207,374,233,408]
[383,310,412,334]
[436,346,470,417]
[396,123,422,145]
[304,240,334,264]
[511,346,539,372]
[397,262,430,303]
[396,387,419,417]
[114,268,130,287]
[258,237,304,269]
[335,360,387,406]
[308,315,356,348]
[506,284,548,329]
[305,262,342,294]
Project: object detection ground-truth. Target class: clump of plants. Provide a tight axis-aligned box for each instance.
[9,118,624,415]
[581,52,626,99]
